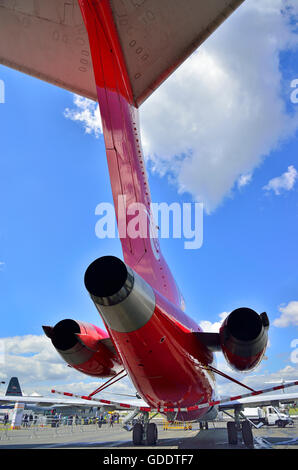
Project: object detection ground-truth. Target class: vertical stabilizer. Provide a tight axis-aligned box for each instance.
[5,377,22,397]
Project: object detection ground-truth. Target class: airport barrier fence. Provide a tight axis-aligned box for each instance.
[0,416,121,442]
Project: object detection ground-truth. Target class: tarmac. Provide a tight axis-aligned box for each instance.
[0,420,297,449]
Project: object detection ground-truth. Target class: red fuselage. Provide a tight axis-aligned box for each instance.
[105,290,215,421]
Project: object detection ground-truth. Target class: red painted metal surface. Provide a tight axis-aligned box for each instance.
[220,346,265,372]
[77,0,214,420]
[68,322,123,378]
[77,0,269,421]
[79,0,181,308]
[219,312,267,372]
[103,289,215,421]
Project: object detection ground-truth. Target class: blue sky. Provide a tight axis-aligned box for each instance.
[0,0,298,398]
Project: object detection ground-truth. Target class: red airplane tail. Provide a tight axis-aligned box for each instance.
[79,0,182,308]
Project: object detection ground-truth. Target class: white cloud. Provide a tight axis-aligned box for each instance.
[0,335,82,390]
[62,2,298,213]
[263,165,298,195]
[0,334,137,398]
[0,334,296,402]
[273,301,298,327]
[238,173,252,189]
[139,0,298,213]
[50,378,136,400]
[64,94,102,138]
[199,311,228,333]
[217,365,298,397]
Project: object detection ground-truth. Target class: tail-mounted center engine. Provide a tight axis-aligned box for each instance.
[197,307,269,372]
[42,319,123,377]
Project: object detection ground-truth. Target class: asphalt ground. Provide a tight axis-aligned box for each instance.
[0,420,297,450]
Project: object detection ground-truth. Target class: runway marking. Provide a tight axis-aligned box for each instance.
[275,437,298,445]
[254,437,273,449]
[254,435,298,448]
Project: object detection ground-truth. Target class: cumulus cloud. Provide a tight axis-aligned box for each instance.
[199,311,228,333]
[263,165,298,195]
[63,2,298,213]
[0,334,137,398]
[0,333,296,401]
[64,94,102,138]
[51,378,137,400]
[273,301,298,327]
[0,335,82,392]
[139,0,298,213]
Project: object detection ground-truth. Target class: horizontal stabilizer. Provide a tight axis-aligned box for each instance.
[0,0,244,106]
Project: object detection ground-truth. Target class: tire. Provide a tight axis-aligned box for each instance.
[227,421,238,445]
[146,423,158,446]
[132,423,143,446]
[242,421,254,448]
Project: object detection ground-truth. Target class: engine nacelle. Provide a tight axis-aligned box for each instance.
[219,308,269,371]
[42,319,123,377]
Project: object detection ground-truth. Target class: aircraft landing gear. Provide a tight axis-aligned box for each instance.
[199,421,209,430]
[225,407,254,448]
[146,422,158,445]
[132,412,158,446]
[241,420,254,448]
[132,422,143,445]
[227,421,238,445]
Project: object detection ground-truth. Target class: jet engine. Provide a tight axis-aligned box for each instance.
[42,319,123,377]
[219,308,269,371]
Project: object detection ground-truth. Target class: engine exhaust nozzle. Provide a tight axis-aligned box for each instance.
[84,256,134,306]
[219,307,269,371]
[84,256,155,333]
